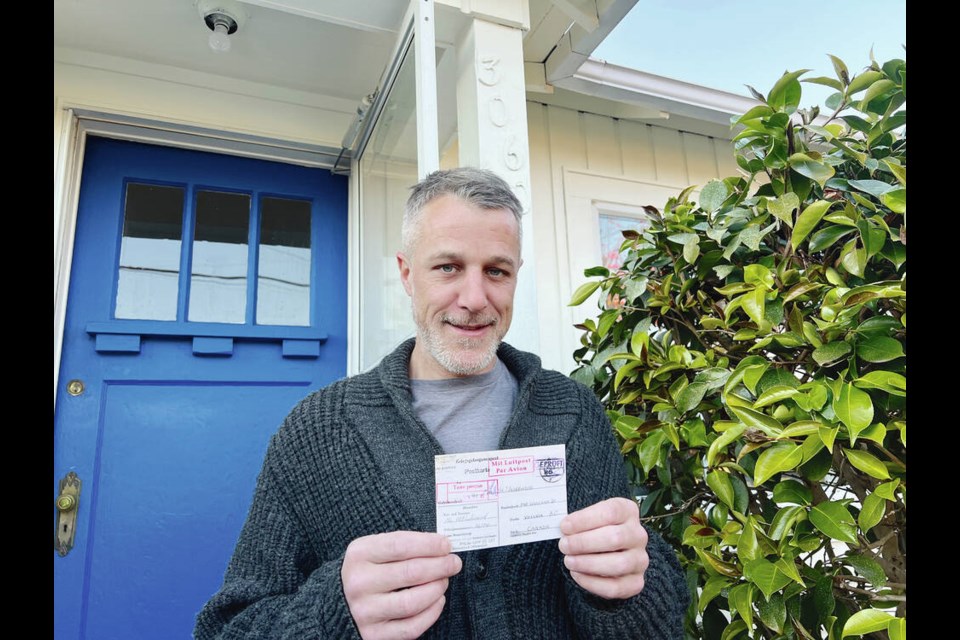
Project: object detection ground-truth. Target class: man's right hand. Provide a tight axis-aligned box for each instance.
[341,531,462,640]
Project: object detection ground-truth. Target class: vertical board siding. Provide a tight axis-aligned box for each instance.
[649,126,689,188]
[526,103,566,362]
[619,121,658,182]
[527,102,736,372]
[682,132,721,190]
[583,113,621,176]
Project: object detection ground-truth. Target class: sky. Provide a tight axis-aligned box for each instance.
[592,0,907,109]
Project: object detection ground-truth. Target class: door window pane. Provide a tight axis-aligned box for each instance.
[599,213,650,270]
[115,183,184,320]
[188,190,250,324]
[256,197,311,326]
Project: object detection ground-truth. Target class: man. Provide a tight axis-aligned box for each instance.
[195,168,688,639]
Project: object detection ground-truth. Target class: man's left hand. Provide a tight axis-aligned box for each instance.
[558,497,649,600]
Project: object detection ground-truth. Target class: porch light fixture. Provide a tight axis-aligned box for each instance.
[196,0,247,53]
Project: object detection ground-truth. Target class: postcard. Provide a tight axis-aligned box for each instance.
[434,443,567,552]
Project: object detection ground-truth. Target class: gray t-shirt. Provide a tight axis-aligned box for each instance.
[411,357,519,454]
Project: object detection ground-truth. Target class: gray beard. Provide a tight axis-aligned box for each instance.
[415,312,502,376]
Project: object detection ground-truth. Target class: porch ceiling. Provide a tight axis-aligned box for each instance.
[53,0,403,101]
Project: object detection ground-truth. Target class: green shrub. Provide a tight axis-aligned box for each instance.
[569,54,905,639]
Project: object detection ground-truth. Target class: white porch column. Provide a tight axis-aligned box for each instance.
[454,12,540,358]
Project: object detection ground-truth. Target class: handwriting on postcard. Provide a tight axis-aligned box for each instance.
[435,444,567,552]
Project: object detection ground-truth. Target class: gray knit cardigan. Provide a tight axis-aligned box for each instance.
[195,339,689,639]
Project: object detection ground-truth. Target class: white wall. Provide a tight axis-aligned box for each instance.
[526,102,740,374]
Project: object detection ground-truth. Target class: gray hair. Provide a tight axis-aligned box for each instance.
[401,167,524,254]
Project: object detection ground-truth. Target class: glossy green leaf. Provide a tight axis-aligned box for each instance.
[860,78,896,105]
[694,368,732,391]
[809,501,858,544]
[809,225,855,252]
[842,609,894,636]
[736,104,775,124]
[769,505,805,541]
[637,430,666,475]
[754,385,800,409]
[597,309,620,339]
[888,617,906,640]
[781,420,822,438]
[738,517,760,563]
[880,187,905,213]
[683,238,700,264]
[768,69,809,111]
[775,555,804,586]
[876,479,901,501]
[729,405,783,438]
[738,288,763,327]
[792,200,834,249]
[744,558,793,600]
[720,620,748,640]
[828,54,849,82]
[757,592,786,634]
[667,233,699,245]
[833,382,874,442]
[629,329,649,358]
[812,341,852,366]
[848,179,895,198]
[622,276,649,303]
[699,549,742,578]
[773,479,812,506]
[844,554,887,587]
[583,265,610,277]
[707,470,735,512]
[754,443,804,485]
[789,155,835,188]
[768,192,799,227]
[730,474,750,514]
[814,574,836,620]
[613,360,641,392]
[728,583,754,628]
[799,433,825,463]
[846,70,885,96]
[568,280,600,306]
[840,242,867,277]
[700,180,730,213]
[857,336,904,363]
[819,424,839,453]
[707,424,746,467]
[883,160,906,185]
[843,448,890,480]
[698,575,731,613]
[803,75,844,91]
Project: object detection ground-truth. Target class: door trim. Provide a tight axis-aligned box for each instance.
[53,107,344,408]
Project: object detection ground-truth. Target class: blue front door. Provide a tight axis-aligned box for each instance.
[54,137,348,639]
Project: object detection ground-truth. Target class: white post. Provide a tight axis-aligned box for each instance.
[414,0,440,177]
[455,15,540,357]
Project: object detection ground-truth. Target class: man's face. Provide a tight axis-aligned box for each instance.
[397,194,521,379]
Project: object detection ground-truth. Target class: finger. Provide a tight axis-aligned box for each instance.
[559,522,647,556]
[375,578,450,621]
[563,548,648,578]
[569,569,646,601]
[357,531,453,563]
[345,554,461,597]
[371,554,463,593]
[560,497,639,535]
[364,596,447,640]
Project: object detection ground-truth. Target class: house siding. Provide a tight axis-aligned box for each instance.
[526,101,739,373]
